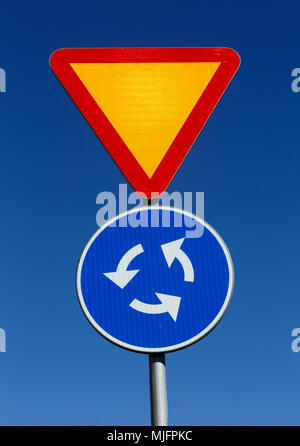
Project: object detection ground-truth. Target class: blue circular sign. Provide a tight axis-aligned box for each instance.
[76,206,234,353]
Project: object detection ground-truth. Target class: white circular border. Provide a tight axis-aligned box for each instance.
[76,206,234,354]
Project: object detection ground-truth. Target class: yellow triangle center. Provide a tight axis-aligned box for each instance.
[70,61,220,177]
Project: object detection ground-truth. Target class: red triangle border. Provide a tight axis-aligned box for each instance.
[50,47,240,197]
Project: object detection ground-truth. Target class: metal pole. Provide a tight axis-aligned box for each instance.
[143,196,168,426]
[149,353,168,426]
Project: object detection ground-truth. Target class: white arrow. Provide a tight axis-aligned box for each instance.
[129,293,181,322]
[161,238,194,282]
[103,243,144,289]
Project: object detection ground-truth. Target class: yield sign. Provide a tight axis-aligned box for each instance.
[50,48,240,197]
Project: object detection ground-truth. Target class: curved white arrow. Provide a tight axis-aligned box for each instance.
[161,238,194,282]
[129,293,181,322]
[103,243,144,289]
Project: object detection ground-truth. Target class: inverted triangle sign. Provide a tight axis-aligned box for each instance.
[50,48,240,197]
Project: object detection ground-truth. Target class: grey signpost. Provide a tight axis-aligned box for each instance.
[144,197,168,426]
[149,353,168,426]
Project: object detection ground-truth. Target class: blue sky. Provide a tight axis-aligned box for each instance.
[1,0,300,426]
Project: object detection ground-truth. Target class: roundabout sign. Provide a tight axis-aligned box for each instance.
[76,206,234,353]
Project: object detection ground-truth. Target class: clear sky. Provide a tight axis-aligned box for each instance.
[0,0,300,426]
